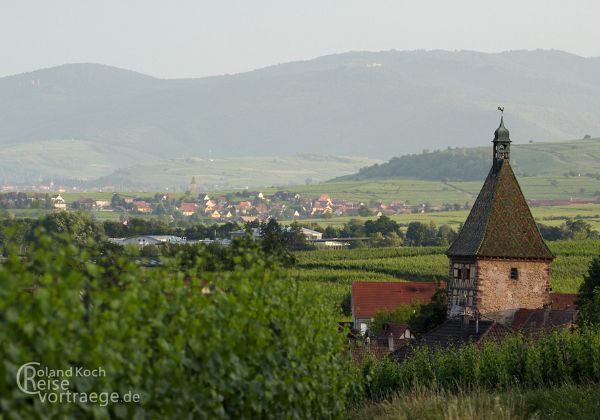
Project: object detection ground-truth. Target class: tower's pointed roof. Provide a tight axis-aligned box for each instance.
[494,116,510,141]
[446,159,553,259]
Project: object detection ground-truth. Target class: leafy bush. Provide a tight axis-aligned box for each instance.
[0,231,356,418]
[369,304,420,337]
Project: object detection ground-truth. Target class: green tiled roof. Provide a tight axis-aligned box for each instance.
[446,160,554,259]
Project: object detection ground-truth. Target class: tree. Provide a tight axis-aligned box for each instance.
[364,215,402,237]
[358,205,372,217]
[537,223,564,241]
[103,220,128,237]
[384,232,403,247]
[370,232,403,248]
[576,256,600,325]
[409,288,448,334]
[436,224,457,246]
[562,219,598,240]
[30,212,105,244]
[44,193,53,209]
[260,218,295,266]
[369,303,420,336]
[405,222,433,246]
[323,225,338,239]
[111,193,127,209]
[340,219,365,238]
[370,232,387,248]
[284,222,312,251]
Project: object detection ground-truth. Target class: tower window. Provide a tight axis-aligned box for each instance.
[510,268,519,280]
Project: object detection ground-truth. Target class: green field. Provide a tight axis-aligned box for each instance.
[253,175,600,204]
[292,240,600,313]
[285,204,600,233]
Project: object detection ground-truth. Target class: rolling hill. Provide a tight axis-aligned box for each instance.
[334,136,600,182]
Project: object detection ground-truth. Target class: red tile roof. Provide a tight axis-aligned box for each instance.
[352,281,442,319]
[133,201,150,209]
[510,308,577,335]
[550,293,578,310]
[179,203,199,213]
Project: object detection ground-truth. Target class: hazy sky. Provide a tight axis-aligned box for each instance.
[2,0,600,79]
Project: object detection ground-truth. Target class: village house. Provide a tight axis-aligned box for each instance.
[299,227,323,241]
[132,201,152,213]
[204,199,217,211]
[179,202,200,216]
[77,197,96,210]
[51,194,67,210]
[351,281,442,334]
[95,199,110,209]
[349,323,417,363]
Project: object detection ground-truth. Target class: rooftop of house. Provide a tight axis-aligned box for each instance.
[502,308,578,335]
[391,307,578,362]
[390,317,511,361]
[375,323,413,340]
[352,281,442,319]
[179,202,199,212]
[549,293,578,310]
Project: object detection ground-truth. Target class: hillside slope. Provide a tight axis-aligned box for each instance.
[335,137,600,181]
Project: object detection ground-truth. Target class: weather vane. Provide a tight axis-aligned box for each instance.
[497,106,504,115]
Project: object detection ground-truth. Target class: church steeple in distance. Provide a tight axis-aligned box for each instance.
[493,106,511,171]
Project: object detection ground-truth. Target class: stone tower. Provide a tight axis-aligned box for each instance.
[445,114,554,317]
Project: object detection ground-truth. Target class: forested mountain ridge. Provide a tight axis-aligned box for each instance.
[2,50,600,186]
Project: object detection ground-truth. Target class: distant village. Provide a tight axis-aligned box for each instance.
[0,177,469,222]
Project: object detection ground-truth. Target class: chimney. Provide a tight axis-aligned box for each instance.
[388,333,394,352]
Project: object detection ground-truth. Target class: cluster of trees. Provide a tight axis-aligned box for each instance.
[0,212,311,267]
[311,216,458,248]
[337,148,497,182]
[537,219,599,241]
[405,221,458,246]
[103,217,241,240]
[0,192,54,209]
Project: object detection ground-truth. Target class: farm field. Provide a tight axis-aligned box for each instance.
[288,203,600,231]
[55,170,600,206]
[255,174,600,204]
[292,240,600,313]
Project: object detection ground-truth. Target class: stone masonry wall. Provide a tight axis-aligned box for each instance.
[476,259,551,314]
